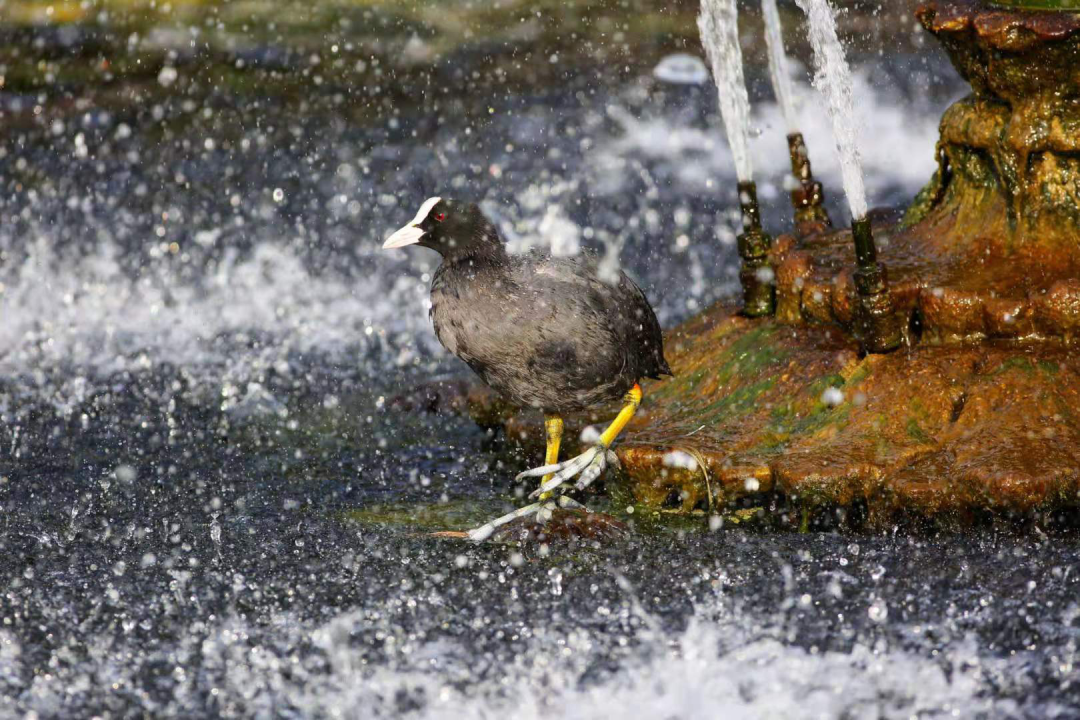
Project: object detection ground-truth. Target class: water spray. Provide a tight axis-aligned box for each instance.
[760,0,830,226]
[795,0,900,352]
[698,0,775,317]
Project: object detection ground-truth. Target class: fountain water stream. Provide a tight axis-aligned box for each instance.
[760,0,798,134]
[793,0,867,221]
[698,0,774,317]
[761,0,830,226]
[697,0,753,184]
[793,0,899,352]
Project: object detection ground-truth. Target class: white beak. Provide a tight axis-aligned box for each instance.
[383,196,443,250]
[382,223,425,249]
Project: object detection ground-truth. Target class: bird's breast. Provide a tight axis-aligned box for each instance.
[430,279,509,361]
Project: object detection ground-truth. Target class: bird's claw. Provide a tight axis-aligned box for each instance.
[521,444,611,499]
[465,445,617,542]
[466,495,587,542]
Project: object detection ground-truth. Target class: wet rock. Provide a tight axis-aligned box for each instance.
[746,3,1080,351]
[469,305,1080,528]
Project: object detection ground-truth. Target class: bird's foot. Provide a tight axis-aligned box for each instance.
[465,496,626,543]
[517,444,621,500]
[467,495,587,542]
[464,444,621,543]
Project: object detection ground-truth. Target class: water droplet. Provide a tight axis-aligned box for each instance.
[868,598,888,623]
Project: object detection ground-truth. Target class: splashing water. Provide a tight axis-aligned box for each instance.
[698,0,754,183]
[794,0,868,220]
[761,0,799,133]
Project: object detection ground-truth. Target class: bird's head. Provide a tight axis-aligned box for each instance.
[383,197,503,261]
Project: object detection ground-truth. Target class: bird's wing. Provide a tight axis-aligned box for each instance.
[516,253,669,378]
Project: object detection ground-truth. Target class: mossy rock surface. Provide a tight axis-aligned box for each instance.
[474,302,1080,528]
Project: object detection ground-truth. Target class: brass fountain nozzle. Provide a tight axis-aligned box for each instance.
[736,180,776,318]
[787,132,830,226]
[851,216,902,353]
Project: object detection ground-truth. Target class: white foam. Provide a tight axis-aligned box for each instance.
[0,236,440,414]
[494,199,582,257]
[653,53,709,86]
[595,67,943,206]
[5,591,1055,718]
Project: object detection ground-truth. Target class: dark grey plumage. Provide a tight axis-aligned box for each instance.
[392,199,671,414]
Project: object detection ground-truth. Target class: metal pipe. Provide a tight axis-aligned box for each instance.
[736,180,775,317]
[739,180,763,232]
[852,214,878,267]
[787,132,830,226]
[851,216,902,353]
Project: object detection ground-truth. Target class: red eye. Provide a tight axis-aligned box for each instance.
[434,212,445,222]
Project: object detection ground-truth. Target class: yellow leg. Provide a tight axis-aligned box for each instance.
[599,383,642,448]
[521,383,645,503]
[538,415,564,501]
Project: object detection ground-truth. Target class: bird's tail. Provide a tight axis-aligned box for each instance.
[647,357,674,380]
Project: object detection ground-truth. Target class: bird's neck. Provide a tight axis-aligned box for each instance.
[443,219,508,266]
[440,248,507,280]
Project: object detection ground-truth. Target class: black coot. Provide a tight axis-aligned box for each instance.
[384,197,670,540]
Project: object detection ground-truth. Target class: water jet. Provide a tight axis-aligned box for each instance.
[760,0,830,227]
[698,0,775,318]
[795,0,903,354]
